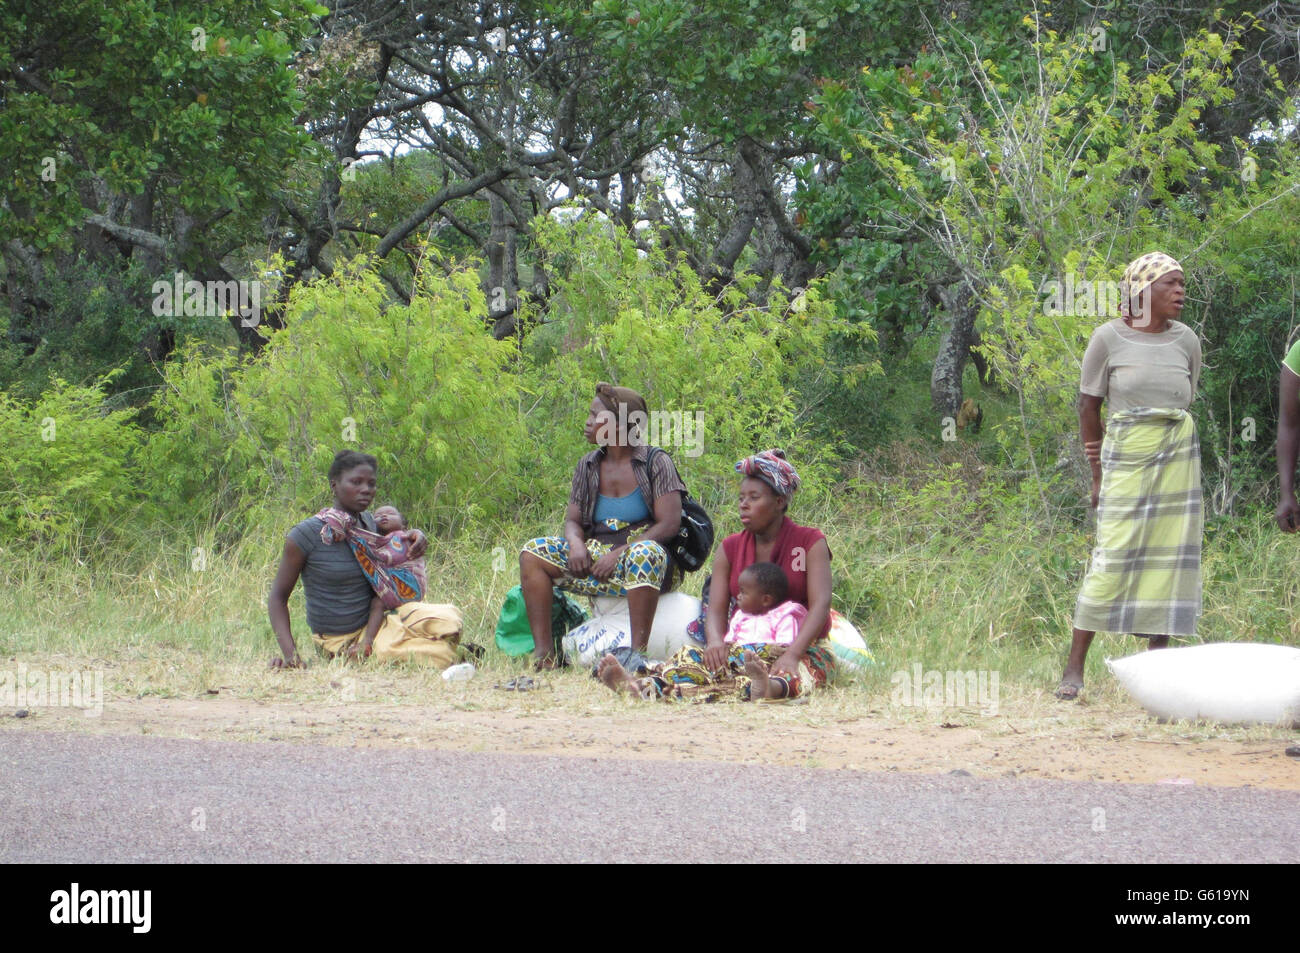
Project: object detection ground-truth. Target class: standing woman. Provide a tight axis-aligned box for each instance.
[1273,337,1300,531]
[1056,252,1202,699]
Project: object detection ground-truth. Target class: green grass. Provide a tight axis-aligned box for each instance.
[2,447,1297,740]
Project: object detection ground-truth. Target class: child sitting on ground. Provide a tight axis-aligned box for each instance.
[728,561,809,700]
[597,562,810,701]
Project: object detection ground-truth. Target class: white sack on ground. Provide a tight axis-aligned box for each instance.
[562,591,700,666]
[1106,642,1300,728]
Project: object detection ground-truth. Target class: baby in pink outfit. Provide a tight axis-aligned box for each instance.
[725,561,808,645]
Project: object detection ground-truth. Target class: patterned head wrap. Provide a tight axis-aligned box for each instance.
[1120,252,1183,320]
[735,449,801,500]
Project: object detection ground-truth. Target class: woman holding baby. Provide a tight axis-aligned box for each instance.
[267,450,462,669]
[598,449,837,700]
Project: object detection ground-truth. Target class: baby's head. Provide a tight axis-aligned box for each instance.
[737,562,789,616]
[372,504,406,535]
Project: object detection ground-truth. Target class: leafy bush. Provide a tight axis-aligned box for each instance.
[1193,175,1300,514]
[146,259,529,534]
[518,213,874,505]
[138,344,250,529]
[0,374,141,542]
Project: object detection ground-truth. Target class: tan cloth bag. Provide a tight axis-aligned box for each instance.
[313,602,462,669]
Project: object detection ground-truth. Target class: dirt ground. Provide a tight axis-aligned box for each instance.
[8,676,1299,789]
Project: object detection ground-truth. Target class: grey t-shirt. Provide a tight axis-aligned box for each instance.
[287,512,377,635]
[1079,319,1201,412]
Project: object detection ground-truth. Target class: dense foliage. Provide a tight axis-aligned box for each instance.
[7,221,860,542]
[2,1,1299,548]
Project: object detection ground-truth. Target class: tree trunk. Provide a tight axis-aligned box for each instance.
[969,329,993,387]
[930,281,977,419]
[485,191,520,336]
[706,145,760,296]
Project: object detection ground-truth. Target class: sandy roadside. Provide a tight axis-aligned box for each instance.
[7,690,1298,790]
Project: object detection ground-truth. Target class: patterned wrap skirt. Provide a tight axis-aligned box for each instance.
[522,519,668,597]
[1073,408,1202,637]
[630,641,836,702]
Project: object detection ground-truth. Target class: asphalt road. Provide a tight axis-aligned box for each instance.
[2,730,1296,863]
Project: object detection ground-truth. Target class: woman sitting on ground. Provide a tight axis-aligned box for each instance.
[598,449,836,700]
[268,451,460,669]
[518,382,686,668]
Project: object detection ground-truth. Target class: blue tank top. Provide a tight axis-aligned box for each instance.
[593,488,651,525]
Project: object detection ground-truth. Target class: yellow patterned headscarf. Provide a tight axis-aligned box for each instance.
[1120,252,1183,320]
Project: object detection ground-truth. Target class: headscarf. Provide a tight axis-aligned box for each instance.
[594,381,648,440]
[735,449,801,500]
[1120,252,1183,320]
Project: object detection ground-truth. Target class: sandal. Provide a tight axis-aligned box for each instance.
[1054,681,1082,701]
[495,676,537,692]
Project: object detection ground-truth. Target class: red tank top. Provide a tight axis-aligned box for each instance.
[721,517,831,639]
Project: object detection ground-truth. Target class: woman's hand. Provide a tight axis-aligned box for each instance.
[591,547,623,582]
[1078,394,1105,511]
[1083,437,1103,465]
[268,538,307,672]
[702,640,730,673]
[770,650,801,678]
[343,637,374,661]
[566,540,592,577]
[402,529,428,559]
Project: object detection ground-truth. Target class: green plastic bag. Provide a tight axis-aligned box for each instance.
[494,585,589,657]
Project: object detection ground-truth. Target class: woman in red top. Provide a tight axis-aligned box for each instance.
[598,449,836,700]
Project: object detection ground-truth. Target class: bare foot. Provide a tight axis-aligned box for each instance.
[597,654,642,698]
[743,650,772,701]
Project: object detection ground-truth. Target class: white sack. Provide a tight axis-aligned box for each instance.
[562,591,701,666]
[1105,642,1300,728]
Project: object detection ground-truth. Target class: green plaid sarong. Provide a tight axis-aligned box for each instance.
[1073,408,1202,636]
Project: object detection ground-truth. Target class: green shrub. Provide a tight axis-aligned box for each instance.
[146,259,529,535]
[139,344,250,530]
[0,374,141,542]
[518,213,874,505]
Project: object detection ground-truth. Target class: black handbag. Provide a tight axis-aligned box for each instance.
[650,447,715,572]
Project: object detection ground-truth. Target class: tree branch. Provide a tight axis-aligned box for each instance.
[375,164,518,258]
[83,213,170,258]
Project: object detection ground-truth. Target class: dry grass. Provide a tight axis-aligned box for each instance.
[2,480,1297,778]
